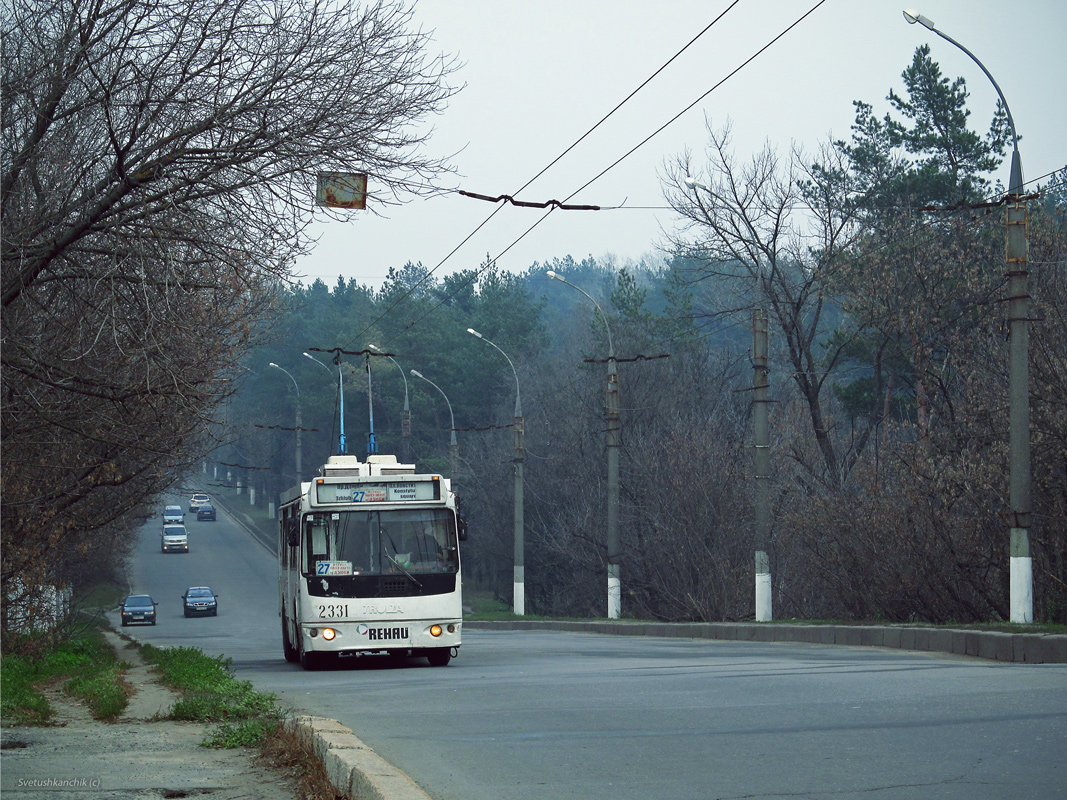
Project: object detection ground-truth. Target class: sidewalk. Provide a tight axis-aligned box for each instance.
[0,631,302,800]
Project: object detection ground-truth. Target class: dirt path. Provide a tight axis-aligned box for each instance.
[1,631,304,800]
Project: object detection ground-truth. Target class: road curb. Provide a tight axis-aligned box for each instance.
[464,619,1067,663]
[289,715,432,800]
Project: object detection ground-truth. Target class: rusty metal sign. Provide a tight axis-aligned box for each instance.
[316,172,367,209]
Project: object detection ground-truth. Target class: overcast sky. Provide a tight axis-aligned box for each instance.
[294,0,1067,290]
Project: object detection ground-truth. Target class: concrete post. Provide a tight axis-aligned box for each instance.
[753,309,772,621]
[514,414,525,616]
[606,361,621,620]
[1007,199,1032,623]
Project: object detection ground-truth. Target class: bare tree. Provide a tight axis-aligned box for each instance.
[1,0,458,636]
[662,121,865,488]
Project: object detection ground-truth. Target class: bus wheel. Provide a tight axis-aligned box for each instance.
[282,616,299,663]
[427,648,451,667]
[298,634,324,670]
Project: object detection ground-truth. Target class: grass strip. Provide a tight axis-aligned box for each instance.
[1,626,128,724]
[139,643,282,747]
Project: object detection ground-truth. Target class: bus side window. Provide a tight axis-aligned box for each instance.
[283,517,299,569]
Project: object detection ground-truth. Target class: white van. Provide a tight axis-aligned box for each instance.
[163,505,184,524]
[161,524,188,553]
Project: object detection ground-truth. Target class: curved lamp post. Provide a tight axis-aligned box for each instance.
[546,270,622,620]
[410,370,459,479]
[904,8,1031,622]
[304,351,346,455]
[368,344,411,464]
[269,363,302,484]
[469,328,525,616]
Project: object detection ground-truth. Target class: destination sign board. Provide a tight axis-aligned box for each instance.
[314,480,439,505]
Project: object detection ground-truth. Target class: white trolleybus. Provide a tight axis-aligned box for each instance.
[279,454,465,669]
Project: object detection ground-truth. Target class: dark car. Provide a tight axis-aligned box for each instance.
[121,594,158,626]
[182,586,218,617]
[196,503,216,521]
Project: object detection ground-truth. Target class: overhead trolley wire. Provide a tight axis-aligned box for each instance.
[341,1,744,352]
[393,0,829,339]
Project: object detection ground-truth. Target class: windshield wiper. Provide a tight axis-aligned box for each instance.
[385,554,422,588]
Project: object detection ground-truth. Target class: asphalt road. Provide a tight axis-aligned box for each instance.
[124,497,1067,800]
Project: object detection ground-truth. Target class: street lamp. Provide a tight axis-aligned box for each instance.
[269,363,302,484]
[904,8,1031,622]
[369,344,411,464]
[469,328,525,616]
[410,370,459,479]
[546,270,622,620]
[304,351,346,455]
[903,10,1023,195]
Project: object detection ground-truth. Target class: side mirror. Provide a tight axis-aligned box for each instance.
[457,516,468,542]
[286,530,299,548]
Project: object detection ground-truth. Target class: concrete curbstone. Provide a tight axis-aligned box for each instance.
[955,631,969,655]
[290,715,432,800]
[927,629,954,655]
[858,627,883,648]
[977,631,1014,661]
[312,729,363,763]
[751,624,776,642]
[463,621,1066,665]
[834,626,862,647]
[1040,635,1067,664]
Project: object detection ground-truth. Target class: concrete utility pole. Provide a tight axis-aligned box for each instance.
[1006,198,1031,622]
[468,329,525,615]
[752,311,772,622]
[904,9,1031,622]
[684,176,774,621]
[547,271,621,619]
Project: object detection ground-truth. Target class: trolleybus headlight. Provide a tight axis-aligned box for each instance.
[321,628,336,641]
[430,624,442,637]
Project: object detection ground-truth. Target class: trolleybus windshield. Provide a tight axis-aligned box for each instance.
[303,509,458,577]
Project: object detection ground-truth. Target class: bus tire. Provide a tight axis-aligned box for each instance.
[297,631,325,670]
[282,616,299,663]
[427,648,451,667]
